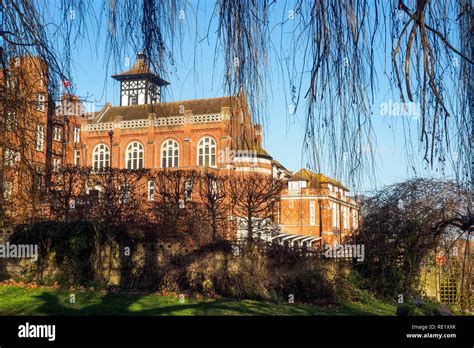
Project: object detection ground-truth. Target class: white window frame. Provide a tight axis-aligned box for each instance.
[53,126,62,141]
[4,148,20,167]
[5,72,15,89]
[185,178,193,200]
[289,181,307,192]
[343,206,348,229]
[147,180,155,201]
[309,200,315,226]
[92,144,110,171]
[5,148,13,167]
[36,94,45,111]
[126,142,144,170]
[352,209,358,228]
[118,184,131,204]
[74,150,81,166]
[332,202,338,228]
[73,127,81,143]
[161,139,179,168]
[197,137,217,167]
[6,111,17,131]
[129,95,138,105]
[210,179,217,198]
[35,124,44,151]
[52,158,61,172]
[4,181,13,200]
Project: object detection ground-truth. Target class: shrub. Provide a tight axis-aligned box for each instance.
[9,221,97,285]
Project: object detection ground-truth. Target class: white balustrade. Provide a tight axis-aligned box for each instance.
[85,113,222,131]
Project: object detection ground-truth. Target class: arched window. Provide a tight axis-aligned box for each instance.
[126,142,144,169]
[92,144,110,171]
[161,139,179,168]
[197,137,216,167]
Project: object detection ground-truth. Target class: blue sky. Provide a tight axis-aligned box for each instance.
[48,0,457,194]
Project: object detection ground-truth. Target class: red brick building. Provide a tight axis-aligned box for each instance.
[1,54,359,248]
[277,169,359,248]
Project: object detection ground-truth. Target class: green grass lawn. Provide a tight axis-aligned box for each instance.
[0,284,397,316]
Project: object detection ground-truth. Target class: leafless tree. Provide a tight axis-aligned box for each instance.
[88,167,149,225]
[152,169,199,236]
[2,1,473,216]
[354,178,471,307]
[48,166,91,221]
[197,171,230,241]
[229,174,283,242]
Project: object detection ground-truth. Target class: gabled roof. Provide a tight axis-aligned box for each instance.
[111,53,170,86]
[272,159,292,174]
[95,96,237,123]
[289,168,349,191]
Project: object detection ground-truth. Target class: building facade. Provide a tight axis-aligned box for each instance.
[277,169,359,247]
[1,54,359,248]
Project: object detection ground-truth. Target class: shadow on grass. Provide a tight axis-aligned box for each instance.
[31,289,392,316]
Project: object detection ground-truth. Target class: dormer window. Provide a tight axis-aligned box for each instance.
[288,181,307,192]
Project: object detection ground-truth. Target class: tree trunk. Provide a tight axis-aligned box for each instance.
[211,202,218,241]
[469,2,474,198]
[247,210,253,242]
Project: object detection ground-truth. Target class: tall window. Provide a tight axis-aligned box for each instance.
[147,180,155,201]
[36,94,45,111]
[332,202,337,228]
[52,158,61,172]
[197,137,216,167]
[53,126,62,141]
[161,139,179,168]
[309,200,315,226]
[6,111,17,131]
[210,179,217,199]
[185,178,193,200]
[352,209,358,229]
[74,150,81,166]
[4,148,19,167]
[126,142,144,169]
[118,185,131,204]
[73,127,81,143]
[343,207,349,229]
[35,124,44,151]
[5,72,15,89]
[93,144,110,171]
[4,181,13,200]
[34,166,44,193]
